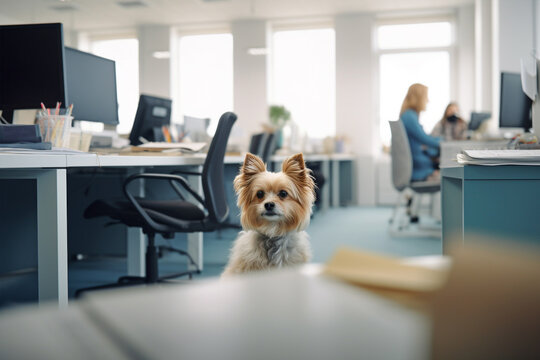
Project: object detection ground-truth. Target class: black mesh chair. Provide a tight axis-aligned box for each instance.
[76,112,237,296]
[249,132,275,164]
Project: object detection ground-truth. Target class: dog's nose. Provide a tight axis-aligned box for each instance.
[264,202,275,211]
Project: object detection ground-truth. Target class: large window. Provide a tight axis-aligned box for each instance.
[177,33,233,135]
[89,37,139,134]
[270,28,336,139]
[377,21,453,146]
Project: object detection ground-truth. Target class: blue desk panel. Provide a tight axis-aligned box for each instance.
[441,165,540,253]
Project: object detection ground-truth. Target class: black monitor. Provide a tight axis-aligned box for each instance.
[0,23,67,123]
[64,47,119,125]
[499,72,532,131]
[469,112,491,131]
[129,94,172,145]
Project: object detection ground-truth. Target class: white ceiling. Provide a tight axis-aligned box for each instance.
[0,0,473,32]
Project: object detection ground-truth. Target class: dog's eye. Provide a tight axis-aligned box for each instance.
[256,190,265,199]
[278,190,288,198]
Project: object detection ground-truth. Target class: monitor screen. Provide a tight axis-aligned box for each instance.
[129,94,172,145]
[469,112,491,131]
[499,72,532,130]
[0,23,67,121]
[64,47,119,125]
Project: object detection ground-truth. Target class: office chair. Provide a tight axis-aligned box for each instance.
[388,120,440,238]
[249,132,276,165]
[76,112,237,296]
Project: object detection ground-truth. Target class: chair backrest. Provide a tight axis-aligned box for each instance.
[261,133,275,164]
[248,132,275,164]
[249,133,267,157]
[389,120,413,191]
[202,112,237,224]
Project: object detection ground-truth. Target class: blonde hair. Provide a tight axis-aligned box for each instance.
[399,83,428,116]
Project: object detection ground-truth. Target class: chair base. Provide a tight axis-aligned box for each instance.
[389,191,441,239]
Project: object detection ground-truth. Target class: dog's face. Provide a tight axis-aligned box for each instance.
[234,153,316,237]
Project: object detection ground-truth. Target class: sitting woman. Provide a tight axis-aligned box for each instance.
[431,102,467,141]
[399,83,441,181]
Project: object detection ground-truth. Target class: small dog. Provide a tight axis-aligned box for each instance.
[222,152,316,276]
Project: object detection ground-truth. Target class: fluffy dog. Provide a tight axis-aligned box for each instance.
[222,152,316,276]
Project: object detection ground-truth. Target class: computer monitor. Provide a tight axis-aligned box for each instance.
[129,94,172,145]
[0,23,67,123]
[64,47,119,125]
[469,112,491,131]
[499,72,532,131]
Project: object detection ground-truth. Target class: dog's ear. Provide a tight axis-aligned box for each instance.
[241,153,266,176]
[282,153,316,204]
[282,153,306,179]
[234,153,266,195]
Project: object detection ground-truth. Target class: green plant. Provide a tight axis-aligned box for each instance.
[269,105,291,129]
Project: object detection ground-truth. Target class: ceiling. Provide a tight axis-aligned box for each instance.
[0,0,473,32]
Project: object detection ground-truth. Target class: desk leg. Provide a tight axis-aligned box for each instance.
[331,159,340,207]
[36,169,68,306]
[321,160,330,212]
[187,166,203,271]
[127,169,145,277]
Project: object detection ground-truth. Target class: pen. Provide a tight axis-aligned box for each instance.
[67,104,74,116]
[40,102,47,115]
[55,102,61,115]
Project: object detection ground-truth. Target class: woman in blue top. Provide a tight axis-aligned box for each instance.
[399,83,441,181]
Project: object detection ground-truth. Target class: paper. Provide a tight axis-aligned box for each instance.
[457,149,540,165]
[131,142,207,153]
[520,55,537,101]
[323,247,449,293]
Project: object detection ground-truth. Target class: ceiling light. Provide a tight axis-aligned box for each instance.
[246,48,268,56]
[117,0,148,8]
[152,51,170,59]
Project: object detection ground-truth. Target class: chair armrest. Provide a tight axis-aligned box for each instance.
[171,170,203,176]
[122,173,207,232]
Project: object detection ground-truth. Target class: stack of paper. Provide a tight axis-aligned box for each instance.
[457,149,540,165]
[131,142,207,153]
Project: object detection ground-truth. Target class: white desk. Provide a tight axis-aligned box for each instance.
[0,152,205,306]
[0,151,356,306]
[0,267,429,359]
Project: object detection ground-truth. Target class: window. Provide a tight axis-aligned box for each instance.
[177,33,233,135]
[377,21,453,146]
[270,28,336,139]
[90,38,139,134]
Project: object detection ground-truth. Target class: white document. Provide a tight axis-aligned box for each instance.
[133,142,207,153]
[457,149,540,165]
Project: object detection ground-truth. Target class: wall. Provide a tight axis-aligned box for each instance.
[232,20,269,148]
[335,14,377,205]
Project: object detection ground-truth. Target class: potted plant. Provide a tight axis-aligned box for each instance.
[268,105,291,149]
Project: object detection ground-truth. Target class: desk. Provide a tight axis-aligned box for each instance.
[0,267,429,359]
[0,152,205,306]
[441,165,540,253]
[1,151,355,306]
[439,139,508,168]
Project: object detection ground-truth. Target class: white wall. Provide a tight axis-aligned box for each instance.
[137,25,172,99]
[231,20,269,148]
[335,14,377,205]
[457,5,476,119]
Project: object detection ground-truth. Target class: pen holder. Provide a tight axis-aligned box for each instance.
[37,115,73,148]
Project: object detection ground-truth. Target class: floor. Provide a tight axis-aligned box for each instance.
[68,206,442,295]
[0,206,442,307]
